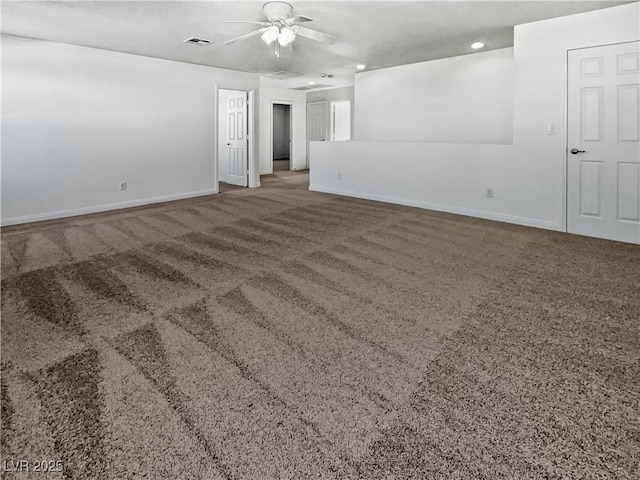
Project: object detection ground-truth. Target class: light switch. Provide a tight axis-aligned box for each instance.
[547,124,557,135]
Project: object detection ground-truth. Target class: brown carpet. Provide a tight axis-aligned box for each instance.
[1,170,639,479]
[273,159,290,171]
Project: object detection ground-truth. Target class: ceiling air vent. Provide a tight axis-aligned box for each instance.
[183,37,213,46]
[263,70,302,80]
[291,84,333,91]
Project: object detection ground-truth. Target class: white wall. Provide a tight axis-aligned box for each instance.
[355,48,514,144]
[309,141,552,227]
[1,35,259,225]
[511,3,640,229]
[311,3,640,232]
[258,86,307,174]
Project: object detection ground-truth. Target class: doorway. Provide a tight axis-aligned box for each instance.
[272,103,291,171]
[218,89,250,188]
[566,41,640,244]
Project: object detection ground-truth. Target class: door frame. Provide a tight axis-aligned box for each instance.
[216,87,256,190]
[270,100,294,174]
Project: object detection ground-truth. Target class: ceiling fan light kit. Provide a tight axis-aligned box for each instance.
[261,25,279,45]
[223,1,336,48]
[277,26,296,46]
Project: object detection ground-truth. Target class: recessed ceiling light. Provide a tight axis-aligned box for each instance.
[356,64,366,70]
[308,81,315,85]
[471,41,485,50]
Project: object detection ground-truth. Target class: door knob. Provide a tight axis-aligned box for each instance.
[227,143,231,146]
[570,148,586,154]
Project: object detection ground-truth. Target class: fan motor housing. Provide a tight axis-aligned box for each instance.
[263,1,293,21]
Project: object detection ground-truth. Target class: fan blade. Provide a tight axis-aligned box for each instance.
[292,25,336,45]
[223,27,268,45]
[224,20,271,26]
[285,15,313,25]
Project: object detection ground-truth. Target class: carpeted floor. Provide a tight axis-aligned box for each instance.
[273,159,290,171]
[1,170,639,479]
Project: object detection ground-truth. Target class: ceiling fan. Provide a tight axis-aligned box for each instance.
[223,1,337,50]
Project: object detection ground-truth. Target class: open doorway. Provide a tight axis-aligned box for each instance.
[271,102,292,172]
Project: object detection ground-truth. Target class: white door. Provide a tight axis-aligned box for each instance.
[307,102,326,167]
[567,41,640,244]
[330,101,351,141]
[219,89,248,187]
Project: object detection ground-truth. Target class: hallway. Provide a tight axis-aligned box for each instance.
[219,168,309,195]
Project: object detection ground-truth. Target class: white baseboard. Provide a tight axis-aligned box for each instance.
[1,188,219,227]
[309,185,562,232]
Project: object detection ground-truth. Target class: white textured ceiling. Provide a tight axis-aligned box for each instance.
[1,1,633,89]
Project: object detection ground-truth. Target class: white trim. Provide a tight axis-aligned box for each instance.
[563,48,570,233]
[1,189,218,226]
[214,84,219,191]
[308,185,563,232]
[248,89,258,188]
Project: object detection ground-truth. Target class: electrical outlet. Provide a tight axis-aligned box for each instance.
[486,187,494,198]
[337,172,342,180]
[120,182,127,191]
